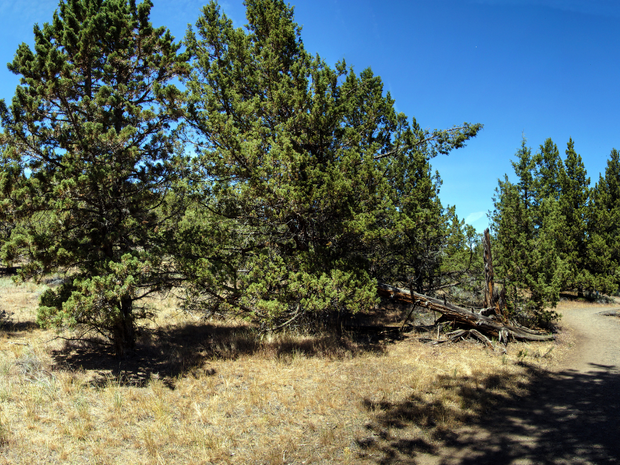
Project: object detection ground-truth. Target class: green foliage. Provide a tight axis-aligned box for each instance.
[492,137,620,324]
[0,141,28,251]
[534,138,564,204]
[0,0,482,345]
[587,148,620,293]
[491,138,567,325]
[0,0,188,355]
[38,254,156,345]
[439,213,485,304]
[180,0,481,330]
[557,139,591,294]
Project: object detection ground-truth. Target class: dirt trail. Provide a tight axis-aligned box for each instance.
[413,305,620,465]
[562,305,620,372]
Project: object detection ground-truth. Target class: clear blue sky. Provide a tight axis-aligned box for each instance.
[2,0,619,232]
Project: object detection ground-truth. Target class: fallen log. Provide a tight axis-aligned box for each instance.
[377,283,554,343]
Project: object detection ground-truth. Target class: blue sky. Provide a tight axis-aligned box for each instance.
[1,0,619,231]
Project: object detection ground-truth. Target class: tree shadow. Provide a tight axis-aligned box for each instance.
[50,323,228,389]
[1,308,40,333]
[357,363,620,464]
[50,322,387,389]
[0,266,20,276]
[1,320,40,332]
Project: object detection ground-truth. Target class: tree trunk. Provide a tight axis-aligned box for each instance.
[112,296,136,357]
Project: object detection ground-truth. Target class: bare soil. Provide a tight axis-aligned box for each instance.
[408,300,620,465]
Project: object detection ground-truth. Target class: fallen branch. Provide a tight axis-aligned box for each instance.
[446,328,495,349]
[378,283,554,343]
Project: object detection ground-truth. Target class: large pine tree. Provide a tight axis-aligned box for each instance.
[0,0,188,355]
[179,0,481,330]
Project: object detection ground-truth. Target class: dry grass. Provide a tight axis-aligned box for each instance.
[0,277,605,464]
[556,292,619,311]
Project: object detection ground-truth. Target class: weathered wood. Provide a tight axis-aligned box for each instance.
[400,302,418,333]
[378,283,554,342]
[483,228,495,309]
[447,328,495,349]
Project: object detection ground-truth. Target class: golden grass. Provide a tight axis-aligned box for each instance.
[0,277,608,464]
[555,294,619,311]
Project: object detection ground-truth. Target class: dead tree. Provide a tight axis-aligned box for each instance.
[483,228,495,309]
[378,283,554,343]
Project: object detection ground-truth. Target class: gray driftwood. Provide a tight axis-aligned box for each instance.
[378,283,554,343]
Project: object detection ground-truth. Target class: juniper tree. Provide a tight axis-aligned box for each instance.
[378,166,484,300]
[0,0,188,356]
[180,0,481,330]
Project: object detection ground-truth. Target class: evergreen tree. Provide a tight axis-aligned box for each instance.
[0,142,17,247]
[513,138,537,209]
[375,128,448,296]
[437,210,484,305]
[0,0,188,355]
[534,138,564,204]
[558,138,590,295]
[379,163,484,301]
[491,138,566,324]
[587,149,620,293]
[180,0,481,330]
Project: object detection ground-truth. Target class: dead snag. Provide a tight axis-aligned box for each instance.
[483,228,495,309]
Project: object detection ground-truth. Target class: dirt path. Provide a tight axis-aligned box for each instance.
[413,305,620,465]
[562,305,620,372]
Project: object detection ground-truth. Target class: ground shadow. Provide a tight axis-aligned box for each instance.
[50,323,249,388]
[358,363,620,464]
[0,266,20,276]
[1,320,40,332]
[50,322,387,388]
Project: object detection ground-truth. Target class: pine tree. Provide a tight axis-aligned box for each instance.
[0,142,19,248]
[0,0,188,356]
[587,149,620,294]
[180,0,481,330]
[534,138,564,204]
[558,138,590,295]
[491,138,566,324]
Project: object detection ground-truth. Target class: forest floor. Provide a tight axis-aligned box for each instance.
[0,277,618,464]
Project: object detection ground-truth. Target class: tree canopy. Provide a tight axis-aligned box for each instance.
[178,0,481,331]
[491,137,620,325]
[491,139,567,323]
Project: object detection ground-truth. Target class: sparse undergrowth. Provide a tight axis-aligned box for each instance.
[0,277,609,464]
